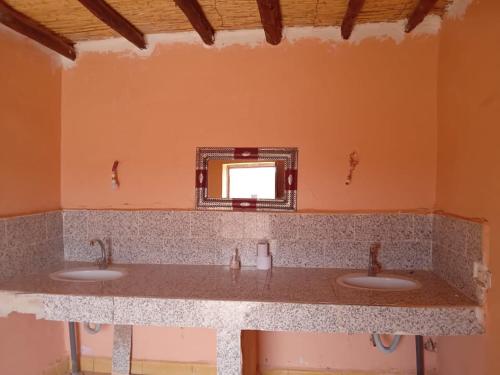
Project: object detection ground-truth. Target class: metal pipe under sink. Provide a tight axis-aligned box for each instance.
[416,335,424,375]
[68,322,82,375]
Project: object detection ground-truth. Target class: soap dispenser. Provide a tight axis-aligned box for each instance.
[230,248,241,270]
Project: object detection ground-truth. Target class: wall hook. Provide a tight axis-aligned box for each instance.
[111,160,120,190]
[345,151,359,185]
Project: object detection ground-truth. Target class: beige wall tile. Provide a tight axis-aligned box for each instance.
[131,359,144,374]
[192,364,217,375]
[93,357,112,373]
[142,360,193,375]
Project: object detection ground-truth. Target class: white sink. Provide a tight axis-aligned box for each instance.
[50,267,126,282]
[336,273,421,291]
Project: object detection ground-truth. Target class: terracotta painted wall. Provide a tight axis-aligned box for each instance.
[0,313,67,375]
[78,325,216,363]
[435,0,500,374]
[0,26,61,217]
[258,332,437,372]
[61,36,438,212]
[0,26,67,375]
[60,35,440,372]
[77,325,437,372]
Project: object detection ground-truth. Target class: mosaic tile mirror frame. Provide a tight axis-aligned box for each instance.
[195,147,298,211]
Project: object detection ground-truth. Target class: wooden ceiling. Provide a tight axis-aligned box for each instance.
[0,0,452,60]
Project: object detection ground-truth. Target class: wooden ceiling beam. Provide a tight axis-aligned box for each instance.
[256,0,282,45]
[77,0,146,49]
[405,0,438,33]
[0,0,76,60]
[174,0,214,45]
[341,0,365,40]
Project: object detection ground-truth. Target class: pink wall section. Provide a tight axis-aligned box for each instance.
[76,325,437,372]
[132,326,216,362]
[258,332,437,372]
[0,25,61,217]
[0,314,67,375]
[0,27,67,375]
[435,0,500,374]
[60,36,438,212]
[78,324,216,363]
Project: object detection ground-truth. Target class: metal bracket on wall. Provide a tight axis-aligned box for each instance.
[345,151,359,185]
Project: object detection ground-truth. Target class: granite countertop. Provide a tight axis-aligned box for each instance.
[0,262,477,307]
[0,263,484,336]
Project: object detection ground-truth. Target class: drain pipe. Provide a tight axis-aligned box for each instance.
[372,334,425,374]
[416,335,424,375]
[68,322,82,375]
[84,322,102,334]
[372,334,401,353]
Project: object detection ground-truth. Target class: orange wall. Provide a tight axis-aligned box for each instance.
[0,313,67,374]
[435,0,500,374]
[61,36,439,211]
[60,35,440,372]
[0,26,67,375]
[77,325,437,372]
[78,324,216,363]
[0,26,61,216]
[75,329,441,374]
[258,332,437,372]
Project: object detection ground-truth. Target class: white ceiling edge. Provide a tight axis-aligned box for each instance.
[61,15,442,69]
[445,0,474,19]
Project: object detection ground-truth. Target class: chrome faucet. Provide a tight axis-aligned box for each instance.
[368,242,382,276]
[90,239,110,269]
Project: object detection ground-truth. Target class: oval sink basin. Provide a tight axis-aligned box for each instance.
[50,267,126,282]
[336,273,421,291]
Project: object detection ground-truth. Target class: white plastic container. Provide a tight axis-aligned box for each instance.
[256,255,272,270]
[257,241,268,257]
[256,240,272,270]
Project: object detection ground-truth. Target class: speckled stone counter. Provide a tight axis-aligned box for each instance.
[0,263,484,375]
[0,263,482,332]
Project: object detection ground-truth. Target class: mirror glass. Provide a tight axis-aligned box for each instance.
[207,160,286,200]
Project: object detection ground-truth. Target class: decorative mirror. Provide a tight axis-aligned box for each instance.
[195,147,298,211]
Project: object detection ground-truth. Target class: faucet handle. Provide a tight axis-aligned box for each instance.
[90,238,100,246]
[89,238,109,269]
[368,242,382,276]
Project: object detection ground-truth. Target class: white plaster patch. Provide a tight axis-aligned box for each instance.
[475,306,485,327]
[61,31,201,69]
[78,30,200,57]
[214,29,267,48]
[284,26,342,44]
[61,15,442,69]
[446,0,474,19]
[0,292,44,318]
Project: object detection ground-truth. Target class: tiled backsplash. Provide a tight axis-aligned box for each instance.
[432,214,485,302]
[0,212,63,282]
[63,210,433,270]
[0,209,487,303]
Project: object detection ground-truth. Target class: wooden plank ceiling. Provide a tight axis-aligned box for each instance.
[1,0,450,59]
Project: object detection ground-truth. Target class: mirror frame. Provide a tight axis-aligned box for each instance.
[195,147,298,211]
